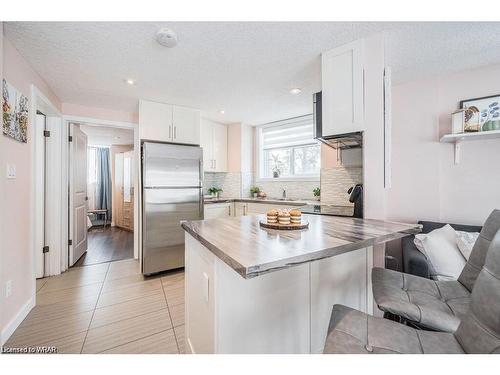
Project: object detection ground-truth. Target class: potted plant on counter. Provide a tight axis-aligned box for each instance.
[313,187,321,201]
[208,187,223,199]
[250,186,261,198]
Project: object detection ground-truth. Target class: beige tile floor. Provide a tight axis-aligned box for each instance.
[4,259,186,354]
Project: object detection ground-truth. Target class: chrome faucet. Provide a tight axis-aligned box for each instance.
[282,187,287,199]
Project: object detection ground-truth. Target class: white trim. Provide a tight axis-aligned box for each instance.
[63,115,137,129]
[1,295,35,345]
[62,115,140,267]
[255,116,321,182]
[31,85,62,286]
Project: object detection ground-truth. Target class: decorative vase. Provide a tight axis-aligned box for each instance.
[253,193,258,198]
[273,171,280,178]
[483,120,500,132]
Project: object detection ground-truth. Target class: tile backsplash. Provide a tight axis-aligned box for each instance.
[256,180,319,200]
[320,167,363,206]
[204,172,241,198]
[205,166,362,205]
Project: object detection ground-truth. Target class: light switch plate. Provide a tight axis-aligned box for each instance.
[5,280,12,298]
[6,164,16,179]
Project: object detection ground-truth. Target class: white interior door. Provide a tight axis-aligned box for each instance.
[70,124,88,266]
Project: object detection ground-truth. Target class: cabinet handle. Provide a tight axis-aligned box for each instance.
[214,160,216,170]
[174,126,177,139]
[228,205,231,216]
[169,125,172,139]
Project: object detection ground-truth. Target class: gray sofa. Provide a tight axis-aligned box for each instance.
[403,220,482,279]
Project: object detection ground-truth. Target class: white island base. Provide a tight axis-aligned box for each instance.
[184,233,374,354]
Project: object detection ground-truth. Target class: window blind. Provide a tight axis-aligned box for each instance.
[261,115,315,149]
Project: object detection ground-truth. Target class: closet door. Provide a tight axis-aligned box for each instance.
[115,153,124,228]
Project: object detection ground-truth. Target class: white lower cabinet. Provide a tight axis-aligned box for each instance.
[246,203,299,215]
[234,202,247,216]
[204,203,233,219]
[185,233,374,354]
[233,202,302,216]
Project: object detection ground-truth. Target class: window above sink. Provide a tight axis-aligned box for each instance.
[256,115,320,182]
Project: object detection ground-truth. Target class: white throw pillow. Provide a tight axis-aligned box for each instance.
[413,224,466,280]
[456,231,479,261]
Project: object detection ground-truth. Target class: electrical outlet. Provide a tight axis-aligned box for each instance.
[5,280,12,298]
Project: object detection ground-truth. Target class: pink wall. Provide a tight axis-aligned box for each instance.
[388,63,500,226]
[1,36,62,338]
[62,102,138,124]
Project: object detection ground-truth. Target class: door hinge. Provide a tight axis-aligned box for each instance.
[43,130,51,138]
[68,135,73,142]
[42,246,50,253]
[68,239,73,246]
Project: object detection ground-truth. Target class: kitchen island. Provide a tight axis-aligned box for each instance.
[181,214,420,354]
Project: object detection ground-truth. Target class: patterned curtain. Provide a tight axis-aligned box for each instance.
[95,147,112,219]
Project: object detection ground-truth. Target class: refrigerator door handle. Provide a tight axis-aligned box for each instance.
[199,188,204,218]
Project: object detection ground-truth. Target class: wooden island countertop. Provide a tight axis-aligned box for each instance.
[181,214,421,279]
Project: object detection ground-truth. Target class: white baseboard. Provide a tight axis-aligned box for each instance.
[1,296,35,345]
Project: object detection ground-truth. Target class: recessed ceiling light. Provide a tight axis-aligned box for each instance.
[219,110,225,115]
[289,88,302,95]
[156,28,178,48]
[124,78,136,86]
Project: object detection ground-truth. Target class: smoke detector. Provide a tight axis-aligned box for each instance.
[156,28,178,48]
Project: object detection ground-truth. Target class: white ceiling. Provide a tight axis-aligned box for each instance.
[80,124,133,146]
[5,22,500,125]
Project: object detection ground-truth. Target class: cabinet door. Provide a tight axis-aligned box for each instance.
[246,203,303,215]
[234,203,247,216]
[200,121,214,172]
[204,204,231,219]
[173,106,201,145]
[212,122,227,172]
[321,39,364,135]
[139,100,173,142]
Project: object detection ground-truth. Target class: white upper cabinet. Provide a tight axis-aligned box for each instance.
[139,100,200,145]
[172,106,201,145]
[200,119,227,172]
[321,39,364,135]
[139,100,173,142]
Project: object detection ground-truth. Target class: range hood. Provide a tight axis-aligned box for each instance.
[313,91,363,150]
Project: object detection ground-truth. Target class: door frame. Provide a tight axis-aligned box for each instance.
[31,84,63,283]
[62,115,140,270]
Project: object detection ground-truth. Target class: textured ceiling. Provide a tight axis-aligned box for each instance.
[5,22,500,125]
[80,124,133,146]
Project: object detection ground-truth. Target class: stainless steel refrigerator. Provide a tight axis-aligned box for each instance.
[142,141,203,275]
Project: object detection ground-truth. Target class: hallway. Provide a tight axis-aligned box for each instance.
[75,227,134,267]
[4,259,185,354]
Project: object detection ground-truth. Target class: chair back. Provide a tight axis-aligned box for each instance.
[458,209,500,291]
[455,228,500,353]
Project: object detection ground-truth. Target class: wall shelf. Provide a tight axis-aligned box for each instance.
[440,130,500,164]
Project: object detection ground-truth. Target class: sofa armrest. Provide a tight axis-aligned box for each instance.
[402,235,430,279]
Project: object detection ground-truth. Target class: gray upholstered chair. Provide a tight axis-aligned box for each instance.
[323,227,500,354]
[372,209,500,332]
